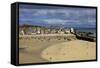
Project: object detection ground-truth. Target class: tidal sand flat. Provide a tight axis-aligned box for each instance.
[19,34,96,64]
[41,40,96,62]
[19,34,76,64]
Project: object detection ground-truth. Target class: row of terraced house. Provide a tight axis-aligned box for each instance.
[19,24,75,35]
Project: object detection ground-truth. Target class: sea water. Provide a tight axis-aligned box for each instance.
[75,28,96,37]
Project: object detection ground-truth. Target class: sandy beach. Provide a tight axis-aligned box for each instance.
[41,40,96,62]
[19,35,96,64]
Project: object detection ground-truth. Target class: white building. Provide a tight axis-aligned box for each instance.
[20,30,24,35]
[70,28,75,34]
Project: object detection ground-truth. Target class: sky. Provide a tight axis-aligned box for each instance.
[19,4,96,28]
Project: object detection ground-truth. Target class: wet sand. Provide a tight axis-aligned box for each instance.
[19,35,96,64]
[19,35,75,64]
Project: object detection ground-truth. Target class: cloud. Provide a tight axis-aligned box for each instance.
[88,19,96,23]
[20,8,71,16]
[19,7,96,28]
[20,8,96,20]
[43,19,80,25]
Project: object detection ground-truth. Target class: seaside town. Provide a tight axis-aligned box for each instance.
[19,24,74,35]
[19,24,96,42]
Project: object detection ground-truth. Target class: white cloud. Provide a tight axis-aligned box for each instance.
[43,19,80,25]
[88,19,96,23]
[19,8,96,27]
[21,9,70,16]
